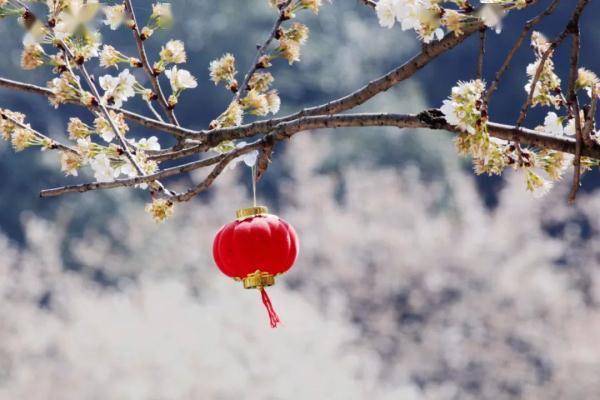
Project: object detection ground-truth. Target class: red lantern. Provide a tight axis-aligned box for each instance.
[212,206,299,328]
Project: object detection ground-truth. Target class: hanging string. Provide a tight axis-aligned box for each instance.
[260,288,281,328]
[251,164,257,207]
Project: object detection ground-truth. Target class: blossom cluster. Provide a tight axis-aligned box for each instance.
[376,0,500,43]
[374,0,533,42]
[440,79,572,198]
[440,31,600,198]
[441,80,509,174]
[0,109,48,151]
[376,0,446,42]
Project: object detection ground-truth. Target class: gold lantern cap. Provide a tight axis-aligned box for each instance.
[236,206,269,221]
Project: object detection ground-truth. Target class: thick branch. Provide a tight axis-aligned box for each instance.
[40,111,600,198]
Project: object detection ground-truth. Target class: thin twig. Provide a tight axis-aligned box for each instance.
[145,101,164,122]
[234,0,294,102]
[40,150,243,197]
[3,0,174,195]
[484,0,562,103]
[582,94,597,146]
[123,0,180,126]
[0,110,79,155]
[512,0,588,166]
[515,37,566,129]
[567,20,583,203]
[359,0,376,9]
[477,28,486,80]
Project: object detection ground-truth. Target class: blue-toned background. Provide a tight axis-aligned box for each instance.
[0,1,599,399]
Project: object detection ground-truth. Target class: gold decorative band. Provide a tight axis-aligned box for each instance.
[242,270,275,289]
[236,206,269,221]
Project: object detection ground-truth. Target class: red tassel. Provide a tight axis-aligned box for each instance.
[260,288,281,328]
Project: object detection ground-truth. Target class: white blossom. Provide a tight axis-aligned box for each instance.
[90,153,117,182]
[165,66,197,93]
[564,111,584,137]
[542,112,564,136]
[159,40,187,64]
[51,0,100,39]
[375,0,445,43]
[75,138,94,161]
[440,80,486,135]
[60,151,81,176]
[99,45,124,68]
[136,136,161,151]
[375,0,397,29]
[103,4,126,30]
[477,4,505,33]
[99,69,136,108]
[150,2,173,27]
[420,27,444,43]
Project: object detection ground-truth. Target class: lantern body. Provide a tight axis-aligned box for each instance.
[212,206,299,327]
[212,210,299,283]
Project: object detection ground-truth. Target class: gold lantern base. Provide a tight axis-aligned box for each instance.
[236,206,269,221]
[242,270,275,289]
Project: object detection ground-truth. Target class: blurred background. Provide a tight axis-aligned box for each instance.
[1,1,600,399]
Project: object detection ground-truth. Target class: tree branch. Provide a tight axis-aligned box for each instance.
[5,0,592,205]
